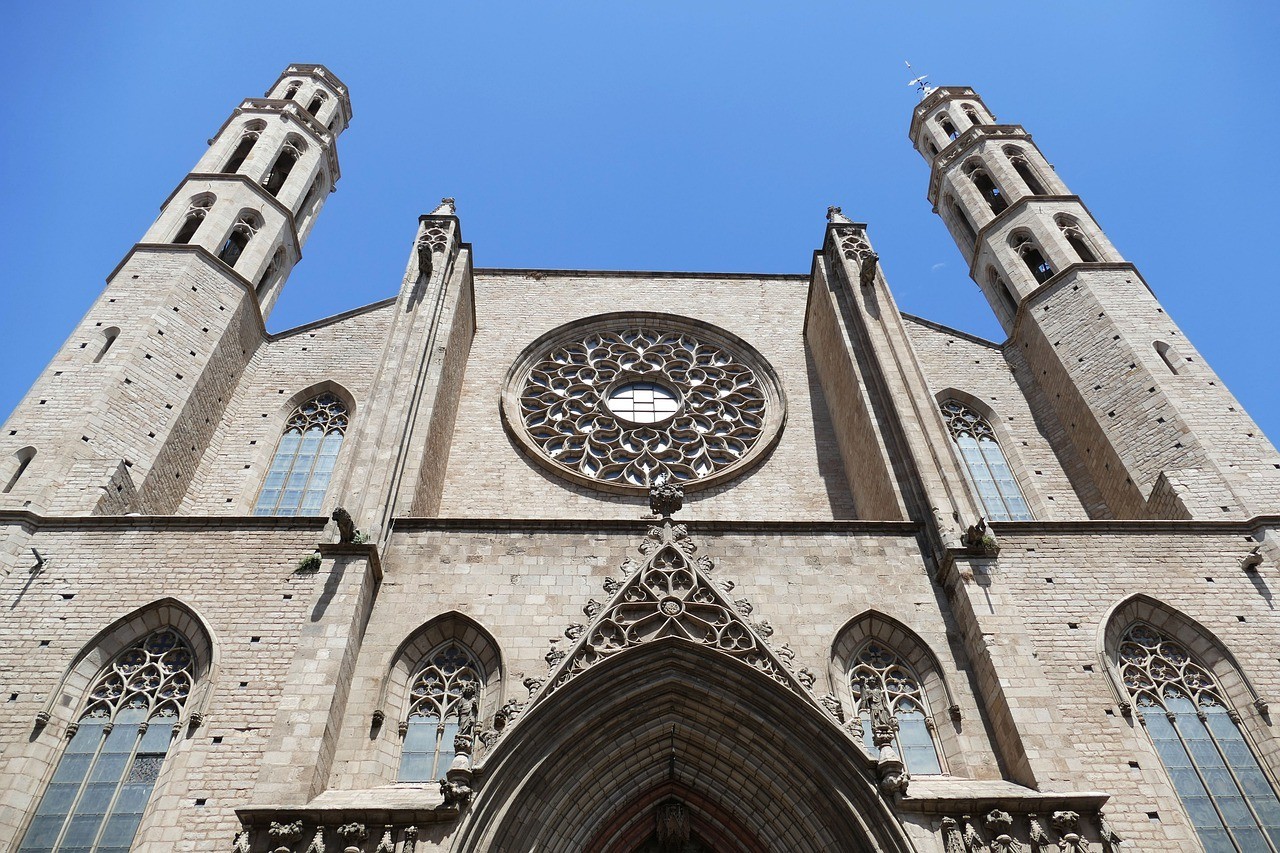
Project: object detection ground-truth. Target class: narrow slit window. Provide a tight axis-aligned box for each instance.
[1118,622,1280,851]
[3,448,35,494]
[941,400,1033,521]
[253,393,348,516]
[17,628,195,853]
[93,328,119,364]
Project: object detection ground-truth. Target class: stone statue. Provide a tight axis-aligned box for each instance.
[456,681,479,746]
[332,507,356,544]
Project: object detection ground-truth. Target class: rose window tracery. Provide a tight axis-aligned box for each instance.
[503,316,785,493]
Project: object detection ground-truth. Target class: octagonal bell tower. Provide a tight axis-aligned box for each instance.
[0,65,352,516]
[910,87,1280,519]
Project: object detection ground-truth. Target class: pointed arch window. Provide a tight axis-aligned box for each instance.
[1118,622,1280,851]
[941,400,1032,521]
[848,641,943,775]
[399,642,483,783]
[18,628,195,853]
[1056,215,1099,263]
[3,447,36,494]
[217,212,260,268]
[263,136,305,197]
[172,195,213,245]
[1004,146,1048,196]
[221,122,263,174]
[1011,233,1054,284]
[253,393,348,516]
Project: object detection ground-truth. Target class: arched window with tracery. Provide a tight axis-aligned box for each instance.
[263,135,305,197]
[1056,215,1099,263]
[941,399,1032,521]
[253,392,348,516]
[172,195,213,245]
[1010,232,1054,284]
[1004,146,1048,196]
[306,90,328,119]
[17,628,195,853]
[1118,622,1280,851]
[965,161,1008,214]
[221,122,264,174]
[399,642,484,783]
[848,640,943,775]
[216,211,259,268]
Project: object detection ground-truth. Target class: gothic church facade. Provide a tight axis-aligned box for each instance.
[1,64,1278,852]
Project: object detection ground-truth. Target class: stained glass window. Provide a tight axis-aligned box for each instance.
[399,643,483,783]
[849,641,943,776]
[1119,622,1280,852]
[941,400,1032,522]
[19,628,195,853]
[253,393,348,517]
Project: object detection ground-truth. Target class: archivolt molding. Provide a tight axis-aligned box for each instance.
[37,597,218,733]
[454,640,915,853]
[501,313,786,495]
[1097,594,1269,720]
[830,610,962,729]
[374,610,504,725]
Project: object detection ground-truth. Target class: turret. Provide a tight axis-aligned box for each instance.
[0,65,351,515]
[912,87,1280,518]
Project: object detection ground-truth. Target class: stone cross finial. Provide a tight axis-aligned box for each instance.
[649,480,684,517]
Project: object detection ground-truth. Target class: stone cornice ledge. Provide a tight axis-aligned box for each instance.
[896,777,1108,815]
[0,510,330,532]
[389,517,922,536]
[318,541,382,582]
[989,515,1280,536]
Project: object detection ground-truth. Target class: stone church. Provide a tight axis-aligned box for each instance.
[1,63,1278,853]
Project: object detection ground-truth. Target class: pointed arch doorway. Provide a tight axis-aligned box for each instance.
[590,788,765,853]
[453,638,914,852]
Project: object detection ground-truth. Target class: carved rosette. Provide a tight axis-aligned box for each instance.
[502,314,786,494]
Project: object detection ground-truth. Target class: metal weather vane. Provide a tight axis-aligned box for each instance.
[904,60,936,99]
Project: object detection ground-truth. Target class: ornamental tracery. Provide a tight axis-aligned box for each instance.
[406,643,483,723]
[546,520,791,694]
[505,317,784,493]
[82,627,194,722]
[1118,622,1222,713]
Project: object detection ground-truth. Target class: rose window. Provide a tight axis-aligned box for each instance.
[502,314,785,493]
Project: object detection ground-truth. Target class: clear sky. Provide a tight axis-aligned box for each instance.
[2,3,1278,442]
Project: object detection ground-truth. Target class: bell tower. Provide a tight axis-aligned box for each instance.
[0,65,351,516]
[910,87,1280,518]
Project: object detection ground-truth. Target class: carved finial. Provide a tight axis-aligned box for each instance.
[649,479,684,517]
[827,205,852,224]
[431,197,456,215]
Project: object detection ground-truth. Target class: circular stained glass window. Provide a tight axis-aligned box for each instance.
[502,313,786,494]
[605,381,681,424]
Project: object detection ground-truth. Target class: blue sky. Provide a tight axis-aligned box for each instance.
[2,3,1278,441]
